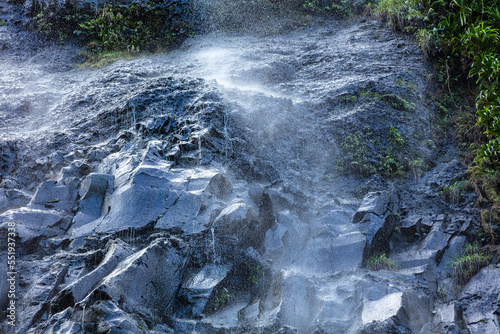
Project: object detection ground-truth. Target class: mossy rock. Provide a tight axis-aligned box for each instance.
[381,94,416,112]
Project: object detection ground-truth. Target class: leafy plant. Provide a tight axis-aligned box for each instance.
[441,181,466,204]
[389,126,405,146]
[366,253,398,271]
[215,287,232,309]
[450,243,491,286]
[33,0,194,59]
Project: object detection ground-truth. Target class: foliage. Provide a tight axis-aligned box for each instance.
[215,287,232,309]
[0,19,6,26]
[33,0,194,56]
[381,94,416,112]
[370,0,422,32]
[441,180,466,204]
[450,243,491,286]
[337,125,416,178]
[367,0,500,247]
[366,253,398,271]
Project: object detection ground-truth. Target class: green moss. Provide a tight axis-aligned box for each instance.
[337,125,414,178]
[380,94,416,112]
[339,94,358,102]
[77,51,136,68]
[359,90,382,100]
[450,243,491,286]
[366,253,398,271]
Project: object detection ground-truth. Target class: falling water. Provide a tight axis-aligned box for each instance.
[81,302,86,328]
[210,227,217,263]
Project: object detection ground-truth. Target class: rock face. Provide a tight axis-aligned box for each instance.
[0,8,494,334]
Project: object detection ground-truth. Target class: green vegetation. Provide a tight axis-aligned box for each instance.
[337,125,417,178]
[248,264,262,285]
[381,94,417,112]
[366,0,500,250]
[215,287,232,309]
[437,284,448,299]
[450,243,491,286]
[441,180,466,204]
[366,253,398,271]
[33,0,194,62]
[0,19,6,26]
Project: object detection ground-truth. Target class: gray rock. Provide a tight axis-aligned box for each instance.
[0,207,64,242]
[84,238,186,320]
[459,265,500,334]
[0,188,31,213]
[30,178,80,212]
[62,239,135,304]
[206,173,232,200]
[179,264,231,317]
[214,201,258,239]
[72,173,114,229]
[361,290,432,334]
[353,191,399,224]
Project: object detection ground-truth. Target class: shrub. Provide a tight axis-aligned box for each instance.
[366,253,398,271]
[33,0,194,55]
[450,243,491,286]
[441,181,466,204]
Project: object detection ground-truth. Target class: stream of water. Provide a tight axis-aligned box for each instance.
[0,13,443,334]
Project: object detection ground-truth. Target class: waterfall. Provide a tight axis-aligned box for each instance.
[211,227,218,263]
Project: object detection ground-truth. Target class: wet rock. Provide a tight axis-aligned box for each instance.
[0,188,31,213]
[278,273,322,334]
[71,166,171,236]
[72,173,114,230]
[458,265,500,334]
[206,173,232,200]
[353,190,399,224]
[178,264,231,317]
[299,230,365,273]
[362,292,404,324]
[30,178,79,212]
[84,238,185,321]
[361,290,432,334]
[359,213,399,262]
[214,201,258,242]
[0,207,64,242]
[60,239,135,305]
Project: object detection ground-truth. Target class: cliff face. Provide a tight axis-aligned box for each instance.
[0,2,498,333]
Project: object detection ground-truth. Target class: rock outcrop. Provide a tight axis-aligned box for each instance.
[0,8,495,334]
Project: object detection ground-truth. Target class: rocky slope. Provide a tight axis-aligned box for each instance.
[0,2,499,333]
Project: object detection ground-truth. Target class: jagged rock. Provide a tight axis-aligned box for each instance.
[0,188,31,213]
[83,238,186,321]
[59,239,135,306]
[278,273,323,334]
[29,178,80,212]
[359,213,399,262]
[353,191,399,224]
[44,300,151,334]
[214,201,259,241]
[206,173,232,200]
[0,207,65,242]
[72,173,114,229]
[178,264,231,317]
[458,265,500,334]
[361,290,432,334]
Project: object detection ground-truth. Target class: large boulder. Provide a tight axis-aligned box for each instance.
[0,207,65,242]
[458,265,500,334]
[81,238,186,321]
[30,178,80,212]
[72,173,114,230]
